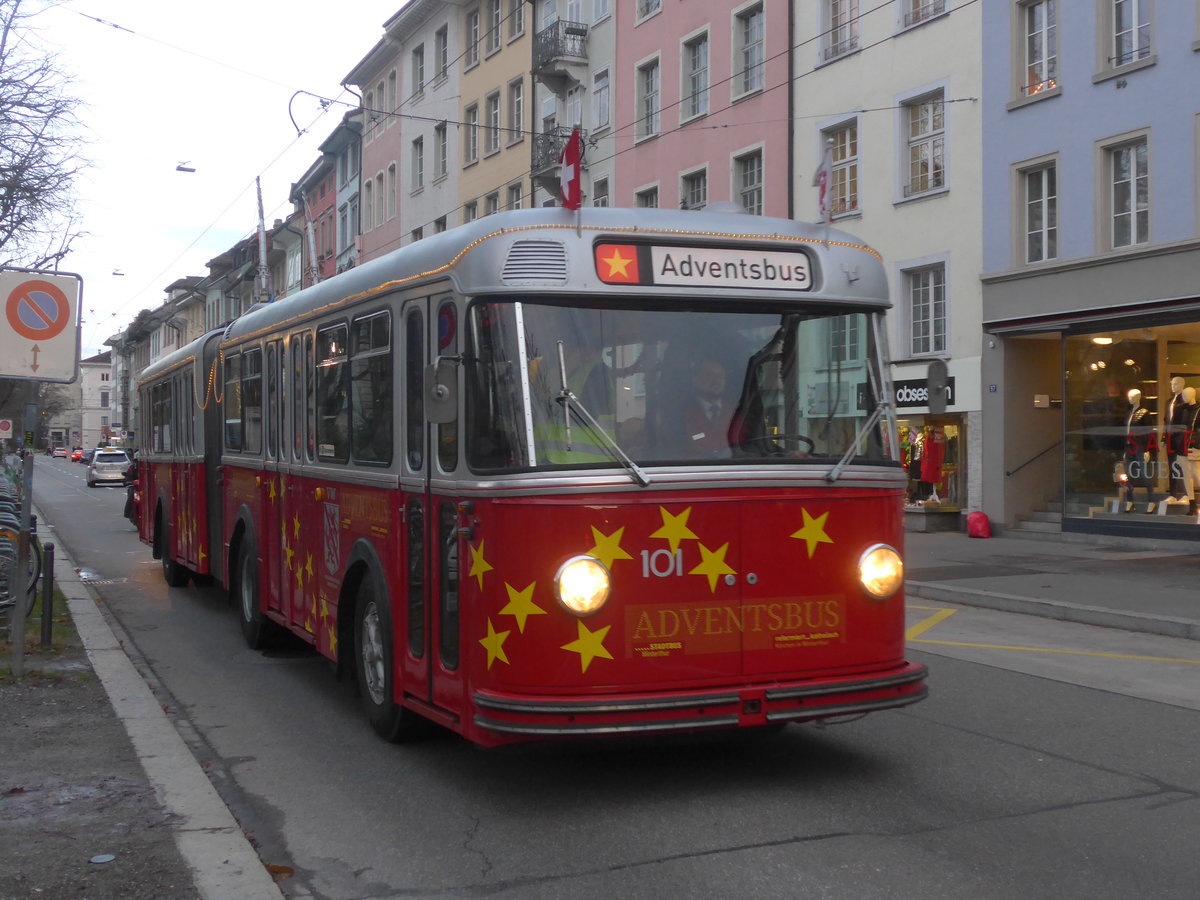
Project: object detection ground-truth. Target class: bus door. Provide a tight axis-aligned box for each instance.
[399,296,465,719]
[276,333,312,631]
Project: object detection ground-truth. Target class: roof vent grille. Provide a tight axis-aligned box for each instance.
[502,240,568,284]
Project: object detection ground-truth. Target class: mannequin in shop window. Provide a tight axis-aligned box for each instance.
[919,425,947,504]
[1182,386,1200,514]
[1163,376,1191,503]
[906,427,925,502]
[1122,388,1155,513]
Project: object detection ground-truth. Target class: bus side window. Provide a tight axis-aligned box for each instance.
[316,325,348,462]
[224,352,242,452]
[436,299,458,473]
[350,311,392,466]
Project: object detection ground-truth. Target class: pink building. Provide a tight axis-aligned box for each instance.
[612,1,790,216]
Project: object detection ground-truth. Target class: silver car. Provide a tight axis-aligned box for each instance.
[87,450,130,487]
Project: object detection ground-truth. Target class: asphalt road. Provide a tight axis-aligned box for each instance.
[31,456,1200,899]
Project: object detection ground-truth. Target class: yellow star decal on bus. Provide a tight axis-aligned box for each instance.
[650,506,698,553]
[468,540,494,589]
[499,582,546,633]
[305,553,314,580]
[561,620,613,674]
[790,509,834,558]
[587,526,632,570]
[689,542,736,592]
[268,479,277,502]
[284,541,294,571]
[293,514,302,539]
[327,624,338,658]
[295,563,304,590]
[479,618,510,669]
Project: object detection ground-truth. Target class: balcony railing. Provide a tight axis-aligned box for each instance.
[822,34,859,62]
[904,0,946,27]
[533,20,588,73]
[532,126,586,177]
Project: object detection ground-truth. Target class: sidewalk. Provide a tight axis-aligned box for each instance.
[905,528,1200,641]
[5,516,1198,898]
[0,509,283,900]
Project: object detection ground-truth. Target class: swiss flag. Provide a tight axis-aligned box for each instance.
[559,127,582,210]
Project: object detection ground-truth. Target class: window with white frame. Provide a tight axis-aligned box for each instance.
[465,7,480,67]
[904,92,945,196]
[435,216,447,233]
[636,187,659,208]
[637,58,660,140]
[684,32,709,119]
[830,315,861,364]
[465,103,479,163]
[412,45,425,95]
[508,79,524,142]
[827,122,858,216]
[1023,162,1057,262]
[593,177,609,206]
[485,192,500,216]
[638,0,661,20]
[487,0,502,53]
[1110,0,1150,67]
[435,122,448,177]
[386,73,396,121]
[592,68,610,130]
[1022,1,1057,96]
[682,169,707,210]
[364,89,376,140]
[904,0,946,28]
[387,164,397,217]
[824,0,859,61]
[908,264,946,356]
[735,150,763,215]
[508,0,524,38]
[735,4,765,93]
[411,139,424,191]
[464,200,478,222]
[507,183,523,209]
[566,85,583,127]
[485,91,501,154]
[363,180,374,231]
[435,26,449,80]
[595,0,610,20]
[376,173,385,227]
[412,227,424,243]
[1108,137,1148,248]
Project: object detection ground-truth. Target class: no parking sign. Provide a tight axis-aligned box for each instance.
[0,269,82,383]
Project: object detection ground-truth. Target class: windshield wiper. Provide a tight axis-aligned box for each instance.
[555,341,652,487]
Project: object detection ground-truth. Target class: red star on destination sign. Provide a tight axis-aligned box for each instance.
[595,244,639,284]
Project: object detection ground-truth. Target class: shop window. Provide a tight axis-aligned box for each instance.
[900,419,962,511]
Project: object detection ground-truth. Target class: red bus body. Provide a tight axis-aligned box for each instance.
[137,208,926,747]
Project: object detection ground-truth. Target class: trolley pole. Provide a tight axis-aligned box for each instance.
[10,452,33,677]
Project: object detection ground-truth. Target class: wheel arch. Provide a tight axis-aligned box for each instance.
[339,537,391,682]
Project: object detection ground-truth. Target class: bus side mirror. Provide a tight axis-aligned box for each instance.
[424,356,459,423]
[926,359,948,415]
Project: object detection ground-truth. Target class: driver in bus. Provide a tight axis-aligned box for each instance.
[679,357,732,458]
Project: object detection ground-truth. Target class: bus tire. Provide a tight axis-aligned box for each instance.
[236,536,272,649]
[159,518,189,588]
[355,576,419,742]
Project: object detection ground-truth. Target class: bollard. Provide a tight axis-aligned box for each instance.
[41,543,54,650]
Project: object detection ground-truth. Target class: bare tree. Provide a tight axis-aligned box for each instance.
[0,0,87,270]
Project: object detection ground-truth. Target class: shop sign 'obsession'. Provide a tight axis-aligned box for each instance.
[894,377,955,409]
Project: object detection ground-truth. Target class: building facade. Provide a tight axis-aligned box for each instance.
[981,0,1200,541]
[794,0,984,524]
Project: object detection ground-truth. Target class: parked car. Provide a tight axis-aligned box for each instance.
[51,446,67,458]
[70,447,83,461]
[87,449,130,487]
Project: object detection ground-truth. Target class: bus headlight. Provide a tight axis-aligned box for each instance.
[858,544,903,599]
[555,555,611,616]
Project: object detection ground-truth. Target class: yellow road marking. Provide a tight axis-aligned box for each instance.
[910,638,1200,665]
[905,607,958,641]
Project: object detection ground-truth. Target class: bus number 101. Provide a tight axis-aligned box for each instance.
[642,549,684,578]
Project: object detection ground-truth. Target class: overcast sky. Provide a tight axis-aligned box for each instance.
[34,0,407,357]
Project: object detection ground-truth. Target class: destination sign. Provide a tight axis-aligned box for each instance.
[595,243,811,291]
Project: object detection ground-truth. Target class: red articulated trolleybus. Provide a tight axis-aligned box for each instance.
[135,207,927,747]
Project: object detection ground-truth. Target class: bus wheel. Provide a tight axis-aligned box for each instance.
[355,577,419,742]
[236,537,272,649]
[159,519,189,588]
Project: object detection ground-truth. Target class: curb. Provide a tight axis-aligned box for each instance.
[906,580,1200,642]
[39,509,284,900]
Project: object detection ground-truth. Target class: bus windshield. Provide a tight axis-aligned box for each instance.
[466,300,889,472]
